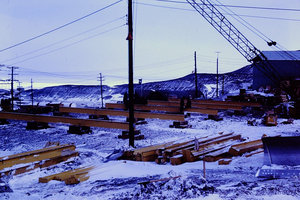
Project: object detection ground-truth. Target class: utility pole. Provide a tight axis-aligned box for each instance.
[139,78,142,97]
[8,66,18,111]
[31,78,34,106]
[216,52,220,98]
[222,74,225,96]
[17,81,22,107]
[194,51,198,98]
[127,0,135,147]
[98,73,104,108]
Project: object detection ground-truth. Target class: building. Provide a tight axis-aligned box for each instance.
[253,51,300,90]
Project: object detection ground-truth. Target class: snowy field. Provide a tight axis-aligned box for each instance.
[0,106,300,199]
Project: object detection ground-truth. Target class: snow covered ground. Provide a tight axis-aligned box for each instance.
[0,104,300,200]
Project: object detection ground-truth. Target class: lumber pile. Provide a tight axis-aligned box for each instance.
[123,134,264,165]
[0,144,78,178]
[39,166,94,185]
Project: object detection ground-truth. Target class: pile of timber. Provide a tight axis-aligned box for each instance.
[0,144,78,178]
[123,133,264,165]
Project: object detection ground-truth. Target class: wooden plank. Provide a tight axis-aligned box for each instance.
[245,149,264,157]
[228,139,263,156]
[165,133,234,157]
[133,141,175,155]
[0,151,78,178]
[39,166,94,184]
[0,144,76,170]
[185,108,218,115]
[0,112,129,130]
[170,155,184,165]
[60,107,185,121]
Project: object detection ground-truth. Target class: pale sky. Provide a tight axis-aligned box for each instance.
[0,0,299,89]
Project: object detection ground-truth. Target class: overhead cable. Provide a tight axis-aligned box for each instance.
[136,2,300,22]
[8,24,126,66]
[0,0,123,53]
[1,16,126,64]
[149,0,300,12]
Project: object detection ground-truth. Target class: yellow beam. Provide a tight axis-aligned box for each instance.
[0,112,129,130]
[0,144,75,170]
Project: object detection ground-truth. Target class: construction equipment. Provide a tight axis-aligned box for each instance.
[186,0,300,117]
[256,136,300,178]
[187,0,300,174]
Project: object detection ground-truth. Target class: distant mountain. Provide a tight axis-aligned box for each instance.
[2,65,253,106]
[115,65,253,98]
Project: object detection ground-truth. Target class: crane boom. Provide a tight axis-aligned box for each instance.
[186,0,281,83]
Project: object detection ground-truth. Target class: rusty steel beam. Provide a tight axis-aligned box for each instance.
[105,103,181,113]
[0,112,129,130]
[191,103,243,111]
[185,108,218,115]
[59,107,185,121]
[168,98,261,107]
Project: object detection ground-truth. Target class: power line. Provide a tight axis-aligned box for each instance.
[136,2,300,22]
[149,0,300,12]
[1,16,126,64]
[8,24,126,66]
[0,0,123,53]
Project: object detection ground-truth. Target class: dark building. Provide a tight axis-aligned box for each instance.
[253,51,300,90]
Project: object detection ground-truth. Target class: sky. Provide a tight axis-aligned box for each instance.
[0,0,299,89]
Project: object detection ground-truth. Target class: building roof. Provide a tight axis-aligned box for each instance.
[262,50,300,61]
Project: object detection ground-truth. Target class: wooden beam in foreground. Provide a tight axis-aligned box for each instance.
[0,150,78,178]
[39,166,94,185]
[0,144,75,170]
[0,112,129,130]
[59,107,185,122]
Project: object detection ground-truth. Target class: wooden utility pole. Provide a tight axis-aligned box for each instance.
[8,66,18,111]
[31,79,34,106]
[222,74,225,96]
[216,52,220,98]
[127,0,135,147]
[98,73,104,108]
[194,51,198,98]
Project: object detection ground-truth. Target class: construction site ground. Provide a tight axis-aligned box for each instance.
[0,112,300,200]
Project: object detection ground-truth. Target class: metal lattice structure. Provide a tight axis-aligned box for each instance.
[186,0,281,83]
